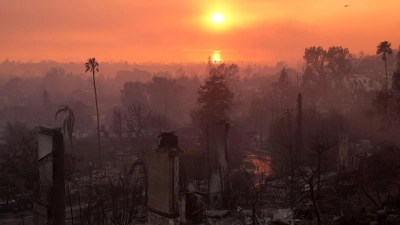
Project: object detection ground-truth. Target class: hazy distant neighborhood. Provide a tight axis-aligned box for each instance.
[0,42,400,225]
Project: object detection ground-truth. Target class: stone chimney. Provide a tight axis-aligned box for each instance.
[34,126,65,225]
[148,131,182,224]
[214,120,230,188]
[209,120,230,209]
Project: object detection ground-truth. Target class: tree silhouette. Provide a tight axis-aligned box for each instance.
[303,46,327,87]
[55,105,75,153]
[297,93,302,151]
[191,67,234,125]
[278,67,290,89]
[396,47,400,70]
[42,90,52,123]
[42,90,51,109]
[85,57,102,168]
[303,46,352,89]
[120,81,148,108]
[326,46,352,88]
[376,41,393,89]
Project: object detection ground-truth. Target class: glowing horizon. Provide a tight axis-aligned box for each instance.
[0,0,399,65]
[212,51,222,63]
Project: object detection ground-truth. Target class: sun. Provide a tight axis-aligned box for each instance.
[211,13,225,24]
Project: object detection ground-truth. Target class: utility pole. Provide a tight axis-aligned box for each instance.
[164,96,167,125]
[105,165,107,177]
[260,110,263,149]
[206,123,210,194]
[89,162,93,207]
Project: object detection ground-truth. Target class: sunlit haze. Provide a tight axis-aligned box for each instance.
[1,0,400,65]
[211,13,225,24]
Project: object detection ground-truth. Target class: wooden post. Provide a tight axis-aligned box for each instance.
[67,185,74,225]
[77,188,83,225]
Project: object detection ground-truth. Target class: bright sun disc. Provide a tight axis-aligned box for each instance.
[211,13,225,23]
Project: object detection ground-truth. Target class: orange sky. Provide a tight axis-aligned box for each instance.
[0,0,399,65]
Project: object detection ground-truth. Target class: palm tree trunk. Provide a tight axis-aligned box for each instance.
[385,59,388,89]
[70,138,73,154]
[92,71,102,168]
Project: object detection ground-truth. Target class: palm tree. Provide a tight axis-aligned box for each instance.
[376,41,393,89]
[85,58,102,168]
[397,47,400,70]
[55,105,75,153]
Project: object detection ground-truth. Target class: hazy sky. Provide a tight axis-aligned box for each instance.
[1,0,399,65]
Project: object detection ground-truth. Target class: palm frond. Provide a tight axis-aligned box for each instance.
[55,104,75,144]
[67,117,72,136]
[377,41,393,57]
[71,110,75,134]
[63,119,67,134]
[85,58,99,74]
[55,105,69,120]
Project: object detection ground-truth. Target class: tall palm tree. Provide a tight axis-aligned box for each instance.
[85,58,102,168]
[376,41,393,89]
[397,48,400,70]
[55,105,75,153]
